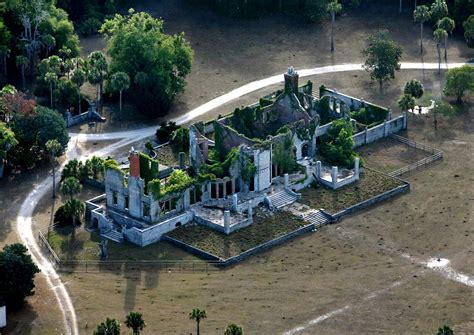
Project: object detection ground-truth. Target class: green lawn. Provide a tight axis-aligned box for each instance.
[166,211,306,259]
[300,168,406,214]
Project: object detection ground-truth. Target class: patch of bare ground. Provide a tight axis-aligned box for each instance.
[356,137,430,173]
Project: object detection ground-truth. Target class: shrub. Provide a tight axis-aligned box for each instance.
[156,122,179,143]
[319,118,358,168]
[54,202,84,227]
[171,127,190,152]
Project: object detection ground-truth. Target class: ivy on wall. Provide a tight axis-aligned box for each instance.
[139,152,159,189]
[272,130,296,175]
[148,170,195,201]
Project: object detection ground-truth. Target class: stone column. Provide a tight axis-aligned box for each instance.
[311,135,317,156]
[383,120,387,137]
[231,178,236,194]
[316,161,322,179]
[224,210,231,234]
[403,112,408,129]
[387,108,392,120]
[364,126,368,145]
[184,188,190,210]
[305,164,311,178]
[354,157,360,178]
[247,201,253,218]
[232,194,238,211]
[179,152,185,170]
[331,166,338,189]
[284,173,289,189]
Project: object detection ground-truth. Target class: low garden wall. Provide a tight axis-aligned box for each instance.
[352,114,406,148]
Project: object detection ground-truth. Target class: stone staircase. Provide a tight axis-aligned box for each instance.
[100,229,124,243]
[303,210,329,229]
[266,190,298,209]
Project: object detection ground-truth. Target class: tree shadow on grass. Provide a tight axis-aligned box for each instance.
[3,302,38,335]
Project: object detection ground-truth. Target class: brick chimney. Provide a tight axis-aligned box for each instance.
[129,147,140,178]
[284,66,299,94]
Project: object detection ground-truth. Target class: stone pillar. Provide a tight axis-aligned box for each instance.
[305,164,311,177]
[202,140,209,160]
[387,108,392,120]
[184,188,190,210]
[232,194,238,211]
[231,178,236,194]
[222,181,227,198]
[179,152,185,170]
[207,182,212,199]
[247,201,253,218]
[364,126,368,145]
[224,210,231,234]
[316,161,322,179]
[403,112,408,129]
[311,135,317,156]
[331,166,338,189]
[383,120,387,137]
[354,157,360,178]
[284,173,289,189]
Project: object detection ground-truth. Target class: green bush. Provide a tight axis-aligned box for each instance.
[156,122,179,143]
[171,127,190,152]
[350,106,387,126]
[54,202,83,227]
[319,118,358,168]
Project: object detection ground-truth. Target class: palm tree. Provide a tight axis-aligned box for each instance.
[327,0,342,53]
[413,5,431,53]
[430,0,448,24]
[45,139,62,198]
[225,323,243,335]
[437,17,455,60]
[437,325,454,335]
[110,72,130,112]
[189,308,206,335]
[94,318,121,335]
[60,176,82,201]
[44,72,58,108]
[15,55,29,90]
[71,67,86,114]
[58,46,72,61]
[64,198,84,227]
[42,34,55,57]
[90,156,104,180]
[433,28,448,74]
[125,312,146,335]
[87,51,108,113]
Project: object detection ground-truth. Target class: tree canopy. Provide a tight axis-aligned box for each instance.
[100,9,194,117]
[444,65,474,102]
[404,79,424,99]
[0,243,40,310]
[362,30,403,87]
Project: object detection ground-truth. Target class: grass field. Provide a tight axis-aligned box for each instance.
[300,168,406,214]
[46,226,198,262]
[166,210,305,259]
[356,137,431,173]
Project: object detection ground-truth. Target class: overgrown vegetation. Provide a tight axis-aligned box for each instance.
[148,169,195,200]
[166,211,306,259]
[318,118,358,168]
[301,168,405,214]
[272,130,296,175]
